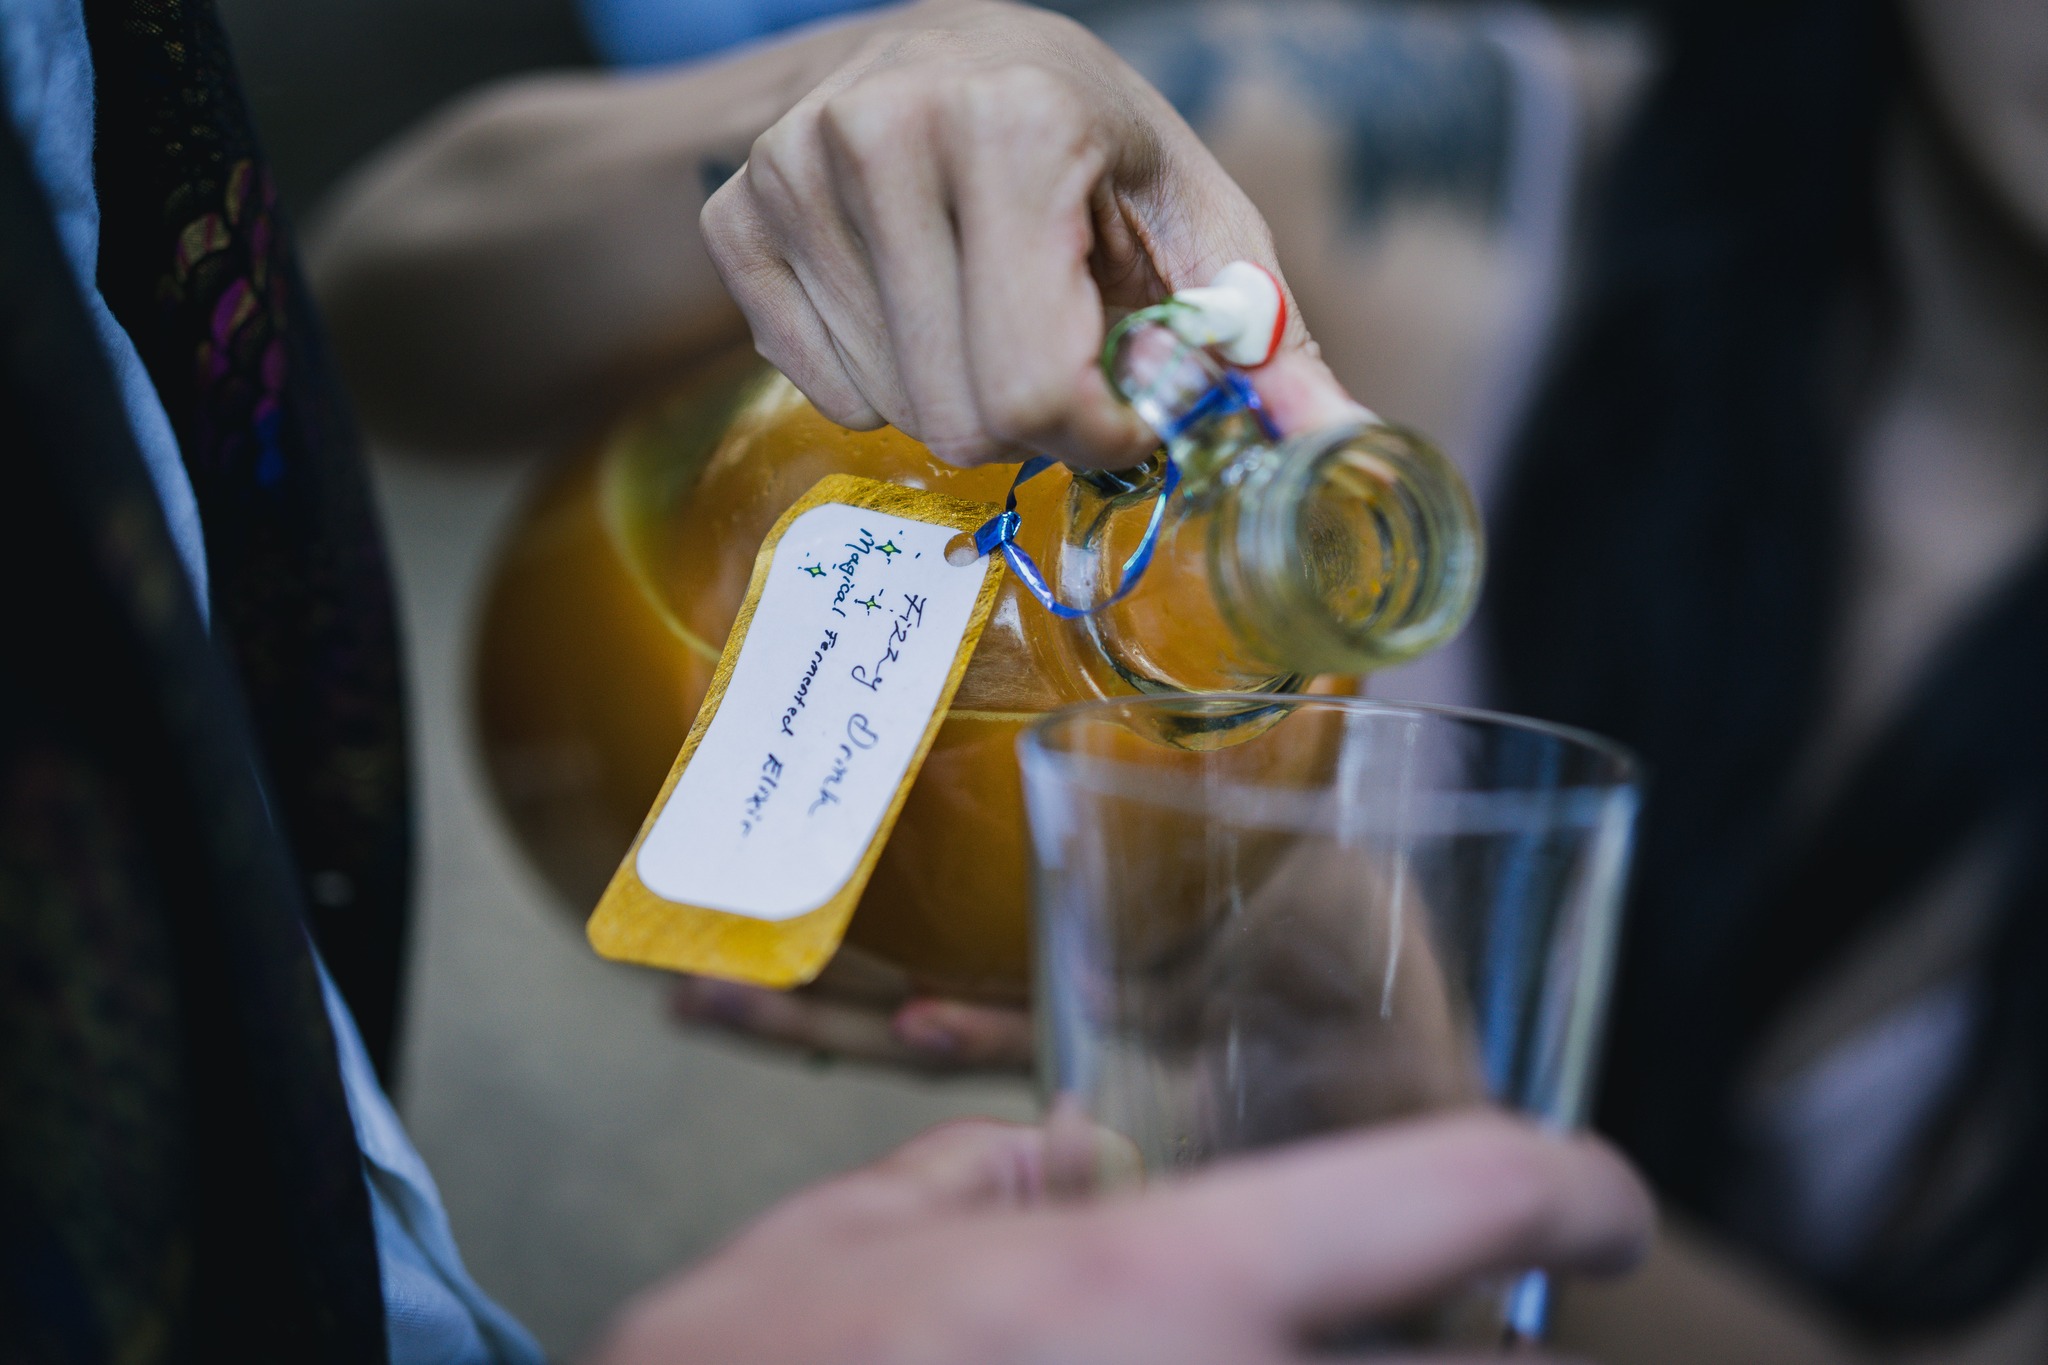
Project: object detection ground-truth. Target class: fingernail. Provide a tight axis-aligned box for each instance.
[894,1010,961,1057]
[676,980,752,1026]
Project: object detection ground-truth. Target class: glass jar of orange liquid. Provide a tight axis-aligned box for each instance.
[473,268,1481,1001]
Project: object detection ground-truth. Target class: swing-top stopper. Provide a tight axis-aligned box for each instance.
[1161,261,1288,368]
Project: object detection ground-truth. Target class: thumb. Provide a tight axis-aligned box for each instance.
[1250,343,1375,438]
[731,1119,1047,1258]
[860,1119,1051,1213]
[1214,260,1370,435]
[1156,255,1370,437]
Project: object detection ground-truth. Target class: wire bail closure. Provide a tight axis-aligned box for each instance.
[970,455,1181,620]
[969,263,1282,618]
[967,371,1272,618]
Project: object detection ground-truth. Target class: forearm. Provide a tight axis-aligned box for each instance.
[307,13,887,449]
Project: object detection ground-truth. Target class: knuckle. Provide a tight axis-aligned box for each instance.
[806,386,886,432]
[747,329,795,375]
[696,181,754,268]
[978,372,1072,449]
[994,1209,1251,1338]
[882,1117,1003,1169]
[817,82,930,177]
[742,120,817,215]
[935,63,1089,155]
[744,335,880,432]
[758,1169,896,1242]
[963,63,1076,126]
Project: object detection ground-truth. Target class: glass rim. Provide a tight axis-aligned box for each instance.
[1018,693,1643,787]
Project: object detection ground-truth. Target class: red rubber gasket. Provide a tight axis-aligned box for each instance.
[1246,261,1287,368]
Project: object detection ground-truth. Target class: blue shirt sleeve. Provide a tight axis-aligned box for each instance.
[315,955,548,1365]
[2,0,209,621]
[578,0,895,68]
[5,3,548,1356]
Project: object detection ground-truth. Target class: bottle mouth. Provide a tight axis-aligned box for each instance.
[1220,420,1484,674]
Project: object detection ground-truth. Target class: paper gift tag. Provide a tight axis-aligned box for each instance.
[586,474,1005,986]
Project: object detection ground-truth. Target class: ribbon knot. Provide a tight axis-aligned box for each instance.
[972,507,1022,558]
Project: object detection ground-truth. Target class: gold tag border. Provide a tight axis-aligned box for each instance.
[586,473,1005,986]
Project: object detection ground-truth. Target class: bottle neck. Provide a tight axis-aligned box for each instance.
[1103,314,1265,494]
[1089,317,1484,682]
[1210,421,1484,675]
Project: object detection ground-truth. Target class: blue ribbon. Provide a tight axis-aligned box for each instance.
[968,371,1270,619]
[1159,371,1277,444]
[971,456,1181,620]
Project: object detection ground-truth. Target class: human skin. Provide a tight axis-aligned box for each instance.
[310,0,1358,459]
[580,1112,1650,1364]
[690,2,1363,469]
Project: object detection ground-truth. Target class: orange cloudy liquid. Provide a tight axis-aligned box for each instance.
[475,351,1278,1000]
[472,335,1467,1001]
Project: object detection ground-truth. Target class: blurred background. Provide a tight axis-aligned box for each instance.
[216,0,1637,1355]
[219,0,590,213]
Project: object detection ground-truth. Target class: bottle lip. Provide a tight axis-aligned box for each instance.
[1226,419,1484,674]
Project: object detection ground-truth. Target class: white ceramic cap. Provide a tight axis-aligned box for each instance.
[1163,260,1288,367]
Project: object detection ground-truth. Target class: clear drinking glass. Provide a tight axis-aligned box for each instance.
[1020,695,1641,1348]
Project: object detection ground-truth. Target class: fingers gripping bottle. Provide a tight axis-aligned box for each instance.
[473,263,1482,1000]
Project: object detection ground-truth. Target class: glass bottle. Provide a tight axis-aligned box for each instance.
[1050,303,1480,695]
[474,303,1480,1002]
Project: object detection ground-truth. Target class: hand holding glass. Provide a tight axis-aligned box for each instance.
[1021,696,1640,1347]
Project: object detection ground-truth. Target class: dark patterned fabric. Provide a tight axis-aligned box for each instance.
[83,0,414,1079]
[1,97,387,1364]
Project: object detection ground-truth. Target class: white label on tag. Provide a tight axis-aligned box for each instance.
[635,501,985,921]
